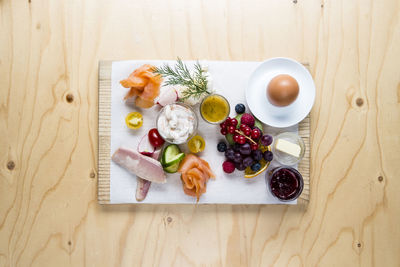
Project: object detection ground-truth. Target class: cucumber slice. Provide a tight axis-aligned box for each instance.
[161,144,185,171]
[162,144,181,164]
[163,153,185,168]
[164,162,180,173]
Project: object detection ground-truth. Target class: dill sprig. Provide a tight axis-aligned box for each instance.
[153,58,210,101]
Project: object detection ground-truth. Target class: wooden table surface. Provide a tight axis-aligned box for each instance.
[1,0,399,266]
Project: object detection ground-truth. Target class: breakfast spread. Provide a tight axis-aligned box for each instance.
[110,58,313,203]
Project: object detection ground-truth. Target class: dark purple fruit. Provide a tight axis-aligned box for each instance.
[263,150,273,162]
[239,143,251,155]
[235,162,246,171]
[252,150,263,161]
[261,134,273,146]
[243,156,254,167]
[225,148,235,161]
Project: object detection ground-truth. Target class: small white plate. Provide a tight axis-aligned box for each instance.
[245,58,315,128]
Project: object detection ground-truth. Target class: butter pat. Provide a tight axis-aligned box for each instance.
[275,139,301,158]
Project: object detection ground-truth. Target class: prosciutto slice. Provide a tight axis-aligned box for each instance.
[135,148,162,201]
[112,147,166,184]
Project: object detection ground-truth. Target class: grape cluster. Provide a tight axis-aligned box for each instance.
[218,113,273,174]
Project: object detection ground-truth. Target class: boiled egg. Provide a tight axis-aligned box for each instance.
[267,74,299,107]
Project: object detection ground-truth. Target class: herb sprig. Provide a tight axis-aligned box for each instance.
[153,58,211,101]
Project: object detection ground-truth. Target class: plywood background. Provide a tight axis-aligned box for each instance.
[1,0,399,266]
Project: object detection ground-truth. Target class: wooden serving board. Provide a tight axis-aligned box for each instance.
[98,60,310,205]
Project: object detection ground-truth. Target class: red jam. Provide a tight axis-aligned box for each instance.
[269,167,303,201]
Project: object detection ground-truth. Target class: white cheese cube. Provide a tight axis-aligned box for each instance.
[275,139,301,158]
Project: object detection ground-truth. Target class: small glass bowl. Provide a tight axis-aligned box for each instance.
[199,94,230,124]
[266,166,304,202]
[156,103,198,144]
[272,132,305,165]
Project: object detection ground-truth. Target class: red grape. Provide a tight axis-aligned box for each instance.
[227,126,236,134]
[233,134,240,143]
[240,124,247,132]
[220,128,228,135]
[251,143,259,151]
[148,128,165,148]
[220,122,227,129]
[237,135,246,144]
[225,117,232,126]
[230,118,238,127]
[243,127,252,136]
[251,128,261,140]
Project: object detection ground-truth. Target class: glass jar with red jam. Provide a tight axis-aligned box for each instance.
[267,167,303,201]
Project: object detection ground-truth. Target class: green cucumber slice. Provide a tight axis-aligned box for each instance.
[162,144,181,164]
[164,162,180,173]
[163,153,185,167]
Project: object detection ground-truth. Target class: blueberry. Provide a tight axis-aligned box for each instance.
[217,142,227,152]
[251,162,261,172]
[235,103,246,114]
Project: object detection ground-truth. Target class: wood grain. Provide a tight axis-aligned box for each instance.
[1,0,399,266]
[97,61,311,205]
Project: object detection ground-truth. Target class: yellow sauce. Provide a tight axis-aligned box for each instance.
[200,94,229,123]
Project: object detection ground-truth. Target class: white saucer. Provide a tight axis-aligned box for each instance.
[245,58,315,128]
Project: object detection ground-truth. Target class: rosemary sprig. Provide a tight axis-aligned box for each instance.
[153,58,211,101]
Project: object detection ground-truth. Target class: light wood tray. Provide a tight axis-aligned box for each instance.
[98,61,310,205]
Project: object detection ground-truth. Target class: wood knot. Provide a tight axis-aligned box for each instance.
[293,0,298,3]
[90,172,96,178]
[167,217,173,223]
[321,4,324,8]
[7,161,15,170]
[357,243,361,248]
[68,241,72,246]
[356,98,364,107]
[66,93,74,103]
[378,176,383,182]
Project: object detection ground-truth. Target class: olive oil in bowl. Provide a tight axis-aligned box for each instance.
[200,94,230,124]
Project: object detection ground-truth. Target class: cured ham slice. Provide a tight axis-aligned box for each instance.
[135,178,151,202]
[178,154,215,201]
[112,147,166,184]
[135,147,162,201]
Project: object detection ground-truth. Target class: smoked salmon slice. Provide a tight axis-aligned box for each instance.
[178,154,215,201]
[120,64,163,108]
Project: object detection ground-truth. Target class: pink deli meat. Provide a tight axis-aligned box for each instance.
[135,147,162,201]
[112,147,166,184]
